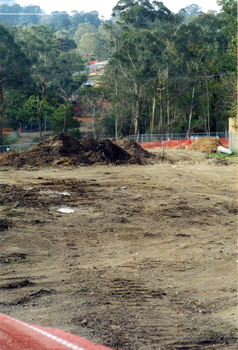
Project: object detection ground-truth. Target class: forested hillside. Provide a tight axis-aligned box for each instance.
[0,0,236,141]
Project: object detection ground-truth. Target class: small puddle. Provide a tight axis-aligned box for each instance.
[57,208,75,213]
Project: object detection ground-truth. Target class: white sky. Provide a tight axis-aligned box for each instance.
[15,0,221,19]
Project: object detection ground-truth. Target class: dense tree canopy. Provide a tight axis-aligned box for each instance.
[0,0,236,141]
[0,23,86,142]
[0,4,43,26]
[0,24,31,140]
[100,0,237,136]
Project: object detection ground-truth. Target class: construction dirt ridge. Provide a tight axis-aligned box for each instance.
[0,134,153,167]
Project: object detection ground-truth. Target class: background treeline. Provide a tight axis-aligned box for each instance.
[0,0,236,142]
[100,0,237,137]
[0,4,112,61]
[0,3,109,28]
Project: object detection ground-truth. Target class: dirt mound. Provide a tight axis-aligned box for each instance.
[79,137,137,164]
[0,134,139,167]
[111,136,152,159]
[187,137,222,152]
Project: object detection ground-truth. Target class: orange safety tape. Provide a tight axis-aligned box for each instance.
[139,138,228,150]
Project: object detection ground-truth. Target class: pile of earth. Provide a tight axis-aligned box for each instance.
[0,134,147,167]
[187,137,222,152]
[110,136,152,159]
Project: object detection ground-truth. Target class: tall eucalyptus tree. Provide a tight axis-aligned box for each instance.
[0,24,30,141]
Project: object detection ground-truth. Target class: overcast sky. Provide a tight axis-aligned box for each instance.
[15,0,221,19]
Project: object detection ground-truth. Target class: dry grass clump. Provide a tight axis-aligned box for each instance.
[187,137,222,152]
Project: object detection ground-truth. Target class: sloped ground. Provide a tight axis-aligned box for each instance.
[0,154,237,350]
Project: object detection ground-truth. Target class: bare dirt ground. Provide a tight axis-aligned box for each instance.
[0,148,237,350]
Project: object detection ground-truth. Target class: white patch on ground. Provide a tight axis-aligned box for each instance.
[57,208,75,213]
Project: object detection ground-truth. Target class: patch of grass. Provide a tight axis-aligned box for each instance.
[208,150,238,159]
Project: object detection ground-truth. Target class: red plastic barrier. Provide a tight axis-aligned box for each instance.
[138,139,192,149]
[90,66,105,74]
[139,138,228,150]
[219,138,228,147]
[0,313,113,350]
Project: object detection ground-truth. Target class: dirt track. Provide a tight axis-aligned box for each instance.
[0,149,237,349]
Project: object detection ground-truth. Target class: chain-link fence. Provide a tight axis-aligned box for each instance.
[19,121,52,133]
[128,132,228,143]
[6,131,20,141]
[0,131,229,154]
[0,143,37,154]
[228,132,238,151]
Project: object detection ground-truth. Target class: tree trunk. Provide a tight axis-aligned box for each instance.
[159,83,163,133]
[151,96,156,136]
[62,100,68,134]
[167,88,170,132]
[130,94,135,135]
[205,78,210,135]
[37,95,42,142]
[135,90,142,139]
[134,101,139,137]
[166,67,169,133]
[120,98,125,135]
[133,84,142,139]
[151,79,158,136]
[188,87,195,133]
[0,80,3,143]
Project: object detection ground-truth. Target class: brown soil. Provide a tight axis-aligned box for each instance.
[111,136,152,159]
[187,137,222,152]
[0,134,142,167]
[0,148,237,350]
